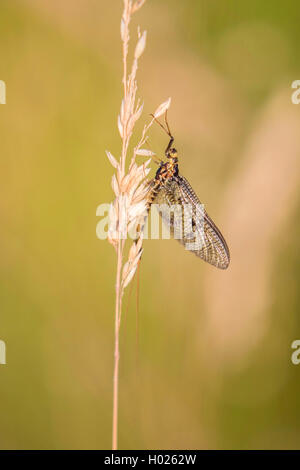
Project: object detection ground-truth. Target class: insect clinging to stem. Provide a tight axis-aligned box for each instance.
[145,112,230,270]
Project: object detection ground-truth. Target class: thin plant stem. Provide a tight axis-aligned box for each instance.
[112,239,123,450]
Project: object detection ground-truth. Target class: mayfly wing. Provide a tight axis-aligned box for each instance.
[150,175,230,269]
[149,179,185,240]
[177,175,230,269]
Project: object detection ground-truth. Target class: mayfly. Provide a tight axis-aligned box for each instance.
[145,113,230,270]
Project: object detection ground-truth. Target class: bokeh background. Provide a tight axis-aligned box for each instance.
[0,0,300,449]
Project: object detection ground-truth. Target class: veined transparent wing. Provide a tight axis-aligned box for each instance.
[150,175,230,269]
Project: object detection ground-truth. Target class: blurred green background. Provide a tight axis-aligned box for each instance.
[0,0,300,449]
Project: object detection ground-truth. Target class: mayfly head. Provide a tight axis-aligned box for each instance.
[166,146,178,163]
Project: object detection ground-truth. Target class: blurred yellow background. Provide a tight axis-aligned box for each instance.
[0,0,300,449]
